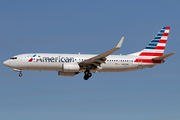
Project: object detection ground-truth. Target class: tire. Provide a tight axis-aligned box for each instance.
[19,73,22,77]
[87,72,92,77]
[84,75,89,80]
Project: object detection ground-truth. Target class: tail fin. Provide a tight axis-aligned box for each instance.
[139,26,170,57]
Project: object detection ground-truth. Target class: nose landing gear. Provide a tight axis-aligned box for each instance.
[13,69,22,77]
[84,70,92,80]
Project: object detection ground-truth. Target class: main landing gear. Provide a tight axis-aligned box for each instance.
[19,71,22,77]
[84,70,92,80]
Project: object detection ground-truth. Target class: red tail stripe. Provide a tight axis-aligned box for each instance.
[139,53,163,56]
[166,27,170,30]
[134,59,161,63]
[159,40,167,43]
[155,46,165,50]
[162,33,169,36]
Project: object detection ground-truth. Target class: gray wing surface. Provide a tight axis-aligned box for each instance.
[152,52,175,61]
[79,37,124,68]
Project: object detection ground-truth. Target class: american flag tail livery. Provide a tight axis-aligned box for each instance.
[139,26,170,57]
[133,26,175,64]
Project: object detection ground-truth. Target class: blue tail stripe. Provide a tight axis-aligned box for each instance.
[148,43,158,46]
[154,37,161,39]
[160,30,165,32]
[151,40,160,42]
[157,34,163,36]
[145,47,156,49]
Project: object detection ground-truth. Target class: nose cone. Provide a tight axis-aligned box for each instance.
[3,60,9,67]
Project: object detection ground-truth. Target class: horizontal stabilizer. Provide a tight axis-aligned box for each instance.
[152,52,175,61]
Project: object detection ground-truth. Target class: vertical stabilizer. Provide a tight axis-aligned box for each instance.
[139,26,170,57]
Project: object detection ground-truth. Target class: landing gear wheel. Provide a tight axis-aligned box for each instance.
[84,75,89,80]
[83,70,92,80]
[19,72,22,77]
[87,72,92,77]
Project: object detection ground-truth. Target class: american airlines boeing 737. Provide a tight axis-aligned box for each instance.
[3,26,175,80]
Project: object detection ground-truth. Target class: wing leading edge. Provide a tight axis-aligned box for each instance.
[79,37,124,68]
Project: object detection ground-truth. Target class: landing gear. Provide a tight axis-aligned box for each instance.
[13,69,22,77]
[84,70,92,80]
[19,72,22,77]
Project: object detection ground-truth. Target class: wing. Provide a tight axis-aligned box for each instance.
[79,37,124,69]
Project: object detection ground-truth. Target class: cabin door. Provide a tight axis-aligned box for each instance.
[138,57,142,66]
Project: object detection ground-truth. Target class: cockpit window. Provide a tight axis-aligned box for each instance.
[10,57,17,60]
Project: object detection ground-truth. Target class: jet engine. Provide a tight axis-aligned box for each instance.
[58,63,80,76]
[62,63,80,72]
[58,71,77,76]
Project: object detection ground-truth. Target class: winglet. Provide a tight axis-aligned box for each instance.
[79,37,125,66]
[116,37,124,49]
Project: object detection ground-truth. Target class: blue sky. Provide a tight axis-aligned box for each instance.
[0,0,179,120]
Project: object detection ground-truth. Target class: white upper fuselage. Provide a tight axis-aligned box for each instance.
[3,53,158,73]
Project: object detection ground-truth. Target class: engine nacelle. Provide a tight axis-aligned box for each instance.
[58,71,76,76]
[63,63,80,72]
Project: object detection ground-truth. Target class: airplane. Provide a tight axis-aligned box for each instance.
[3,26,175,80]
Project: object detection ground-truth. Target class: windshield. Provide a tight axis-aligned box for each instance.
[10,57,17,60]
